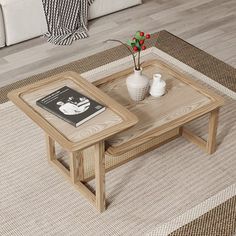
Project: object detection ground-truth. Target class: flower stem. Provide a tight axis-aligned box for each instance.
[137,51,141,70]
[105,39,138,70]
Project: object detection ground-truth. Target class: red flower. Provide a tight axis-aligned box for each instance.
[133,46,139,51]
[139,40,145,45]
[141,45,146,50]
[140,32,145,36]
[145,34,151,39]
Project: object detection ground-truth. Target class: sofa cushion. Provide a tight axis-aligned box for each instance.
[0,6,5,47]
[0,0,47,46]
[89,0,142,19]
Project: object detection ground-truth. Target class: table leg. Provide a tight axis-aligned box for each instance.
[207,108,219,154]
[94,141,106,212]
[77,152,84,181]
[181,108,220,154]
[70,152,78,184]
[69,151,85,183]
[45,134,56,162]
[45,137,106,212]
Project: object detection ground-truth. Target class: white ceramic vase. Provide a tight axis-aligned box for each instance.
[126,68,150,102]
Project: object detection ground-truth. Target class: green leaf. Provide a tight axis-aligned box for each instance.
[127,39,136,47]
[135,41,141,51]
[135,31,141,38]
[134,31,145,41]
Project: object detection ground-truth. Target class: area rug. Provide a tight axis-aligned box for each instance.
[0,31,236,236]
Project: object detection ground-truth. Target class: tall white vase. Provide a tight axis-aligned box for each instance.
[126,68,150,102]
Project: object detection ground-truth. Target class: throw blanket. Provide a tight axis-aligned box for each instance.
[42,0,94,45]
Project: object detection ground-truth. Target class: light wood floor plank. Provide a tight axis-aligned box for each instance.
[0,0,235,87]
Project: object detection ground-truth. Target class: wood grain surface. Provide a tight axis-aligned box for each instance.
[21,77,123,143]
[95,59,224,155]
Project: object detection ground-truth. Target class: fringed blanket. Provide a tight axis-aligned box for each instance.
[42,0,94,45]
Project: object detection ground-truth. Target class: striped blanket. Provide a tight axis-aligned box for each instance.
[42,0,94,45]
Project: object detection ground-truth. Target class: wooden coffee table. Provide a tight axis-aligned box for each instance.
[8,59,224,213]
[8,71,138,213]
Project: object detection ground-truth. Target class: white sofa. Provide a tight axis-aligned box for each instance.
[0,0,142,47]
[0,7,4,47]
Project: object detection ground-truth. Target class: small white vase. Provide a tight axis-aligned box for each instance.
[149,73,166,97]
[126,68,150,101]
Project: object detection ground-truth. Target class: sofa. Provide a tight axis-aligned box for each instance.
[0,0,142,47]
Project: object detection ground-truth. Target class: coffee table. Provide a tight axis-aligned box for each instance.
[7,71,138,212]
[8,59,224,213]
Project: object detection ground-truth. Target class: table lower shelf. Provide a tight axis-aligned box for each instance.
[58,127,180,182]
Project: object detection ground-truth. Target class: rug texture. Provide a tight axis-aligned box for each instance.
[170,195,236,236]
[0,31,236,236]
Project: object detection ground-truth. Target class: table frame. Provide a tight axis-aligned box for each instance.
[45,106,219,213]
[182,108,219,154]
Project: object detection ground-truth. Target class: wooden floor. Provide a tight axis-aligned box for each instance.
[0,0,236,87]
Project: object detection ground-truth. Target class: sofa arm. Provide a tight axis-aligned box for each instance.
[0,5,5,47]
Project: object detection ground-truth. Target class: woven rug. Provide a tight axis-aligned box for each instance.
[1,31,236,236]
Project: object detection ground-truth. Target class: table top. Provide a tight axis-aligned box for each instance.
[7,71,138,151]
[94,59,224,155]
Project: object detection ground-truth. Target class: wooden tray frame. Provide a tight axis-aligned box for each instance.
[93,59,224,156]
[8,71,138,152]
